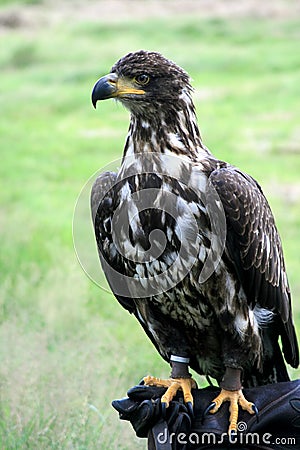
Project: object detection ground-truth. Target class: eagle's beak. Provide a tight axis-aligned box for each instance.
[92,73,118,108]
[92,73,145,108]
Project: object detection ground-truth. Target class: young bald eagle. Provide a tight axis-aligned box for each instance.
[91,51,298,433]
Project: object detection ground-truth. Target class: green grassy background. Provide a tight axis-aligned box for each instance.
[0,1,299,448]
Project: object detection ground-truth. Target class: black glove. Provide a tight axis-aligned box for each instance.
[112,380,300,450]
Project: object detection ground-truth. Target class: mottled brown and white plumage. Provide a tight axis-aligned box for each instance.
[91,51,298,395]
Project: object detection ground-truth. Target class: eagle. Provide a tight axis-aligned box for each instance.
[90,50,299,433]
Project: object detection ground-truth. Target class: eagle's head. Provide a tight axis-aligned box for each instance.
[91,50,192,118]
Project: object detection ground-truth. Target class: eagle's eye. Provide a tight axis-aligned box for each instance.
[134,74,150,86]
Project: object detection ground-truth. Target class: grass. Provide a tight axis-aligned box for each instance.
[0,1,300,448]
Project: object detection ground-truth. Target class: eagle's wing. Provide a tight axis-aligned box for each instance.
[209,167,299,368]
[91,171,136,313]
[91,171,173,360]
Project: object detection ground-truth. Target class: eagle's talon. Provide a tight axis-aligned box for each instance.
[252,404,259,422]
[209,388,255,434]
[143,375,196,412]
[202,402,216,422]
[161,401,167,418]
[186,401,194,418]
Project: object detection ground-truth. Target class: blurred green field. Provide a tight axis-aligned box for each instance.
[0,1,299,448]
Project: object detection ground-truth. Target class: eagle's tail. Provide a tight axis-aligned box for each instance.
[243,339,290,388]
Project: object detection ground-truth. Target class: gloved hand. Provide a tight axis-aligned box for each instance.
[112,380,300,450]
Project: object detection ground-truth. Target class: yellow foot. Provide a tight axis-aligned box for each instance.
[143,375,197,409]
[209,389,255,434]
